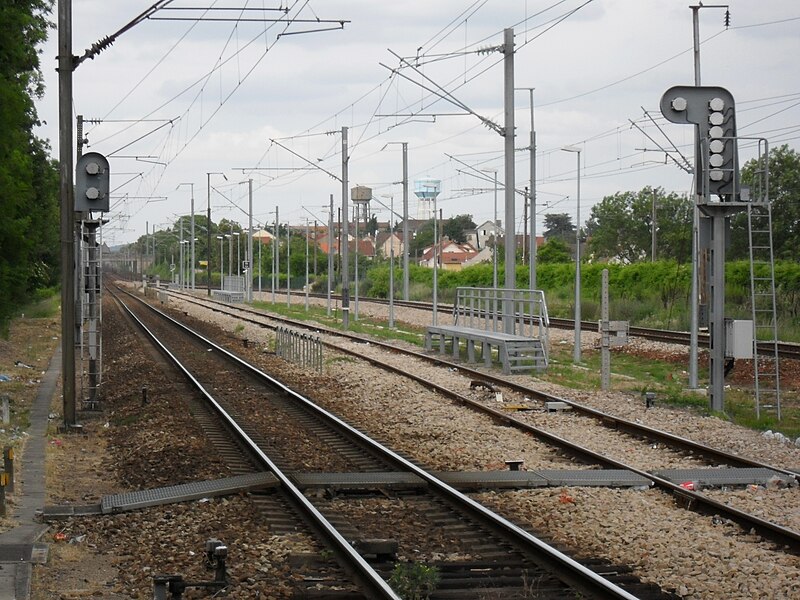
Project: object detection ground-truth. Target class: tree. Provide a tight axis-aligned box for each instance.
[443,214,476,244]
[537,238,572,263]
[729,144,800,261]
[585,187,692,263]
[543,213,575,242]
[0,0,59,331]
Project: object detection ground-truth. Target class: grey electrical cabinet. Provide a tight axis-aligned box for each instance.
[725,319,754,359]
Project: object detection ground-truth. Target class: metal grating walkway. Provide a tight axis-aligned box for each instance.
[653,467,793,487]
[101,471,278,514]
[292,469,653,490]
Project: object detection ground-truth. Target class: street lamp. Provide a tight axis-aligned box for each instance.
[176,182,195,290]
[216,235,224,289]
[206,172,227,295]
[561,146,582,364]
[226,233,232,280]
[233,231,241,277]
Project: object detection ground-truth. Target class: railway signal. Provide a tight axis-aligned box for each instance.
[74,151,110,212]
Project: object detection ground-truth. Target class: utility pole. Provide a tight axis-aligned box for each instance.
[58,0,77,428]
[247,179,253,301]
[402,143,410,301]
[272,207,278,303]
[690,4,702,389]
[328,194,334,316]
[341,126,350,328]
[528,89,537,291]
[515,87,537,290]
[503,28,516,334]
[207,175,212,295]
[651,188,657,262]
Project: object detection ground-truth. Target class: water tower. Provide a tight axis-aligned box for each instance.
[414,178,440,220]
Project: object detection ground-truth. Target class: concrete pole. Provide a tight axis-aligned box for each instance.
[286,222,291,308]
[600,269,610,391]
[432,196,438,326]
[493,171,498,289]
[354,201,360,321]
[247,179,253,301]
[402,142,410,301]
[709,214,726,412]
[218,236,224,288]
[574,150,582,364]
[651,189,657,262]
[227,230,232,280]
[206,173,212,295]
[328,194,334,316]
[529,89,537,291]
[189,185,195,290]
[58,0,77,427]
[389,194,395,328]
[305,220,310,311]
[272,207,278,303]
[341,127,350,328]
[689,5,702,388]
[503,27,516,334]
[179,220,184,287]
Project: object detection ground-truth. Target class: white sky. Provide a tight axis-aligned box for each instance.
[35,0,800,246]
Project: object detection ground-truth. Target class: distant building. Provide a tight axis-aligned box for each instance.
[419,238,478,271]
[468,219,503,251]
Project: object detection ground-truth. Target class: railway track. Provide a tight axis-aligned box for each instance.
[151,285,800,553]
[111,285,675,599]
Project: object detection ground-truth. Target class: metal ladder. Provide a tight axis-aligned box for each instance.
[746,142,781,420]
[79,220,104,410]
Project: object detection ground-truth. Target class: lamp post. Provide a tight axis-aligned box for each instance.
[206,172,227,295]
[176,183,195,290]
[562,146,582,363]
[227,231,233,281]
[180,240,189,289]
[234,231,241,277]
[216,235,224,289]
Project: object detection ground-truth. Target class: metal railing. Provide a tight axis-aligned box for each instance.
[275,326,323,372]
[454,287,549,343]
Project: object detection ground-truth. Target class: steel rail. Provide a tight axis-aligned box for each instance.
[109,287,401,600]
[156,288,800,553]
[163,287,798,476]
[116,285,645,599]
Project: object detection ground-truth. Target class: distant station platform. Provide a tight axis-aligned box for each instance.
[425,287,549,374]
